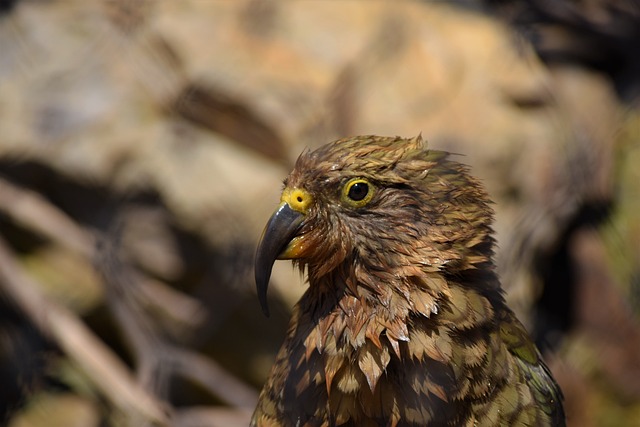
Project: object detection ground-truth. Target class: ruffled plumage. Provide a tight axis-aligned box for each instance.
[252,135,565,426]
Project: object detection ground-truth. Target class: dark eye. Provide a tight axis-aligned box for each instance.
[347,182,369,201]
[341,178,374,207]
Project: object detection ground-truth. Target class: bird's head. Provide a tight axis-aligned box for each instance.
[255,135,495,316]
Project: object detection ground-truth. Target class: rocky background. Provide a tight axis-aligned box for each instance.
[0,1,638,426]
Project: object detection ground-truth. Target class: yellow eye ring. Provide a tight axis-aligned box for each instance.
[341,178,374,207]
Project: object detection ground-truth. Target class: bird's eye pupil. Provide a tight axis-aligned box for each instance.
[297,196,303,202]
[348,182,369,201]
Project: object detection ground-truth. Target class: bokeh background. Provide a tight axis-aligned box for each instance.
[0,1,639,426]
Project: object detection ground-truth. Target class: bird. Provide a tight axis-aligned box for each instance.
[252,135,565,427]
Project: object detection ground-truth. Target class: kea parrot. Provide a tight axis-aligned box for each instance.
[252,135,565,427]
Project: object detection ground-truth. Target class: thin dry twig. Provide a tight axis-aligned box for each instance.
[96,229,259,408]
[0,175,206,328]
[170,348,259,408]
[0,236,170,426]
[0,171,259,420]
[0,175,95,255]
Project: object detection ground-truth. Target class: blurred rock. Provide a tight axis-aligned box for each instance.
[0,0,638,425]
[482,0,640,103]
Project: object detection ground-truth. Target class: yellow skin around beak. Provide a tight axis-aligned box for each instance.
[278,187,313,259]
[255,187,313,316]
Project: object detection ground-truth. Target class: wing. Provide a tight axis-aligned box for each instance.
[497,310,566,426]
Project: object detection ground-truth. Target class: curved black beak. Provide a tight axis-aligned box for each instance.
[255,203,304,317]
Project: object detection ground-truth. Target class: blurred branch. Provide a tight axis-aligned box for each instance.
[0,236,170,426]
[0,175,94,255]
[0,176,206,328]
[0,175,258,424]
[96,229,259,408]
[170,348,258,408]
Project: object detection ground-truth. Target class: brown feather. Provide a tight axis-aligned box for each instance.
[252,135,565,426]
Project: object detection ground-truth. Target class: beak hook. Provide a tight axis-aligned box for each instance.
[255,203,304,317]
